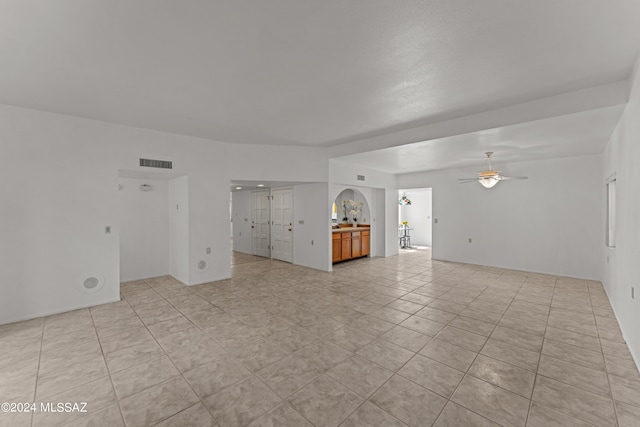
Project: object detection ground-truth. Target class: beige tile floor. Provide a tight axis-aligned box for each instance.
[1,248,640,427]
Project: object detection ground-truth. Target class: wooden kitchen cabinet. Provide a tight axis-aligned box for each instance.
[332,233,342,263]
[352,231,361,258]
[332,227,370,263]
[362,229,370,256]
[341,232,352,260]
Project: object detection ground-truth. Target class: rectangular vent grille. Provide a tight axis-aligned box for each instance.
[140,158,172,169]
[357,175,365,181]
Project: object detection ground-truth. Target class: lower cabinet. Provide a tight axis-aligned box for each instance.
[352,232,361,258]
[341,233,352,259]
[333,228,370,263]
[332,233,342,263]
[362,230,370,256]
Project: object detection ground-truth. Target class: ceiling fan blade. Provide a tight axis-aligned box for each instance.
[500,176,528,180]
[458,179,478,184]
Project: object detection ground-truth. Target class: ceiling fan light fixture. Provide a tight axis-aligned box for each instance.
[459,152,527,188]
[479,176,500,188]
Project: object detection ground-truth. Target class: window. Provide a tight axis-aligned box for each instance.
[606,175,616,248]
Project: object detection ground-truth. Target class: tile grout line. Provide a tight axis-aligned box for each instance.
[587,280,621,427]
[87,300,127,427]
[29,318,46,427]
[524,275,556,427]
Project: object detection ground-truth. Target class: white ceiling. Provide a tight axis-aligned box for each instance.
[336,104,626,174]
[1,1,639,170]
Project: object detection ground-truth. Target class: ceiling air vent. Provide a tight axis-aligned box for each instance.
[357,175,365,181]
[140,158,172,169]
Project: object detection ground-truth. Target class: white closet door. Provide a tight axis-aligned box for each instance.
[271,188,293,263]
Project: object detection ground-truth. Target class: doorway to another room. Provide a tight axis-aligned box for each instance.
[230,183,294,265]
[398,188,432,253]
[118,171,189,284]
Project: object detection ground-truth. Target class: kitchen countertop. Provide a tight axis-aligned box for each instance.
[332,226,369,233]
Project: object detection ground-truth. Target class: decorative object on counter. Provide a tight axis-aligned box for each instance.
[399,194,412,205]
[401,221,408,225]
[342,199,363,223]
[351,200,364,222]
[341,200,349,223]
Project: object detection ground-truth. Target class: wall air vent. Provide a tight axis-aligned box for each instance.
[140,158,172,169]
[357,175,365,181]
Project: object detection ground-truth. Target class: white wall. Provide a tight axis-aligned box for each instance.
[330,160,397,190]
[229,144,329,182]
[384,188,400,258]
[602,59,640,368]
[118,177,170,282]
[168,176,189,284]
[398,154,603,279]
[293,183,330,271]
[399,188,433,246]
[231,190,253,254]
[374,189,387,257]
[0,104,230,324]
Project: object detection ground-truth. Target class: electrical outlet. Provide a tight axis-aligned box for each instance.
[468,238,472,243]
[434,218,438,223]
[299,220,304,224]
[105,226,111,234]
[632,287,635,299]
[206,247,211,254]
[311,240,314,245]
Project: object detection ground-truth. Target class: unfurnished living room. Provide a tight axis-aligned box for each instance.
[1,1,640,426]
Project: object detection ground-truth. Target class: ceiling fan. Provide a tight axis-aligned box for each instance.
[459,152,528,189]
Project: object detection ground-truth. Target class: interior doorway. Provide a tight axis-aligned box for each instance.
[118,171,188,283]
[271,188,293,263]
[398,188,432,250]
[252,190,271,257]
[230,184,294,265]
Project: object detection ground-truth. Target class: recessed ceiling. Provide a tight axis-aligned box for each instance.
[1,0,639,148]
[335,104,626,174]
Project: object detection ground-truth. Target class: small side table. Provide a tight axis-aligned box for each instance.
[399,226,413,249]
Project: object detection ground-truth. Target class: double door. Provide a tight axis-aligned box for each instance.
[251,188,293,263]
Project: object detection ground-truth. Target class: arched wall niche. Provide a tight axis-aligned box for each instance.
[332,188,371,225]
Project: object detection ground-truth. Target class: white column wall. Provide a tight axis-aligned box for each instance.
[602,58,640,369]
[168,176,190,284]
